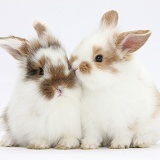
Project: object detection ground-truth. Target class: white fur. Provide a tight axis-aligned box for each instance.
[6,78,81,148]
[0,22,82,149]
[1,46,82,149]
[33,47,69,75]
[71,19,160,149]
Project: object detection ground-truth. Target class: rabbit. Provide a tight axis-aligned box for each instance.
[70,10,160,149]
[0,19,82,149]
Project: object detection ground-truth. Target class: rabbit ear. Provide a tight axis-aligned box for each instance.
[100,10,118,28]
[33,19,60,48]
[116,30,151,57]
[0,36,29,60]
[33,19,52,38]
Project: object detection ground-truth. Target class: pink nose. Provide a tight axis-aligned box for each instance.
[56,87,63,97]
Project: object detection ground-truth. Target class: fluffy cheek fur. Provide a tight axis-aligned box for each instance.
[72,45,121,90]
[40,80,56,99]
[74,58,122,90]
[76,65,116,90]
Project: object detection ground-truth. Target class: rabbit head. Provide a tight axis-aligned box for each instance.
[70,10,151,90]
[0,20,76,100]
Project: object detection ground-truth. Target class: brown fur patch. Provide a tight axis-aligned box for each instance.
[33,22,46,37]
[40,64,76,99]
[28,40,41,54]
[26,38,61,60]
[1,35,61,61]
[28,38,61,54]
[92,45,120,72]
[19,43,29,57]
[33,21,61,49]
[79,61,92,74]
[47,36,61,48]
[19,38,44,57]
[26,56,76,99]
[101,10,118,26]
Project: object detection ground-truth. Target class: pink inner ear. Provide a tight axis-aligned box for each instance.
[122,35,140,51]
[118,30,151,54]
[1,44,22,60]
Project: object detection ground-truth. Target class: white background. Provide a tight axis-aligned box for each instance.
[0,0,160,160]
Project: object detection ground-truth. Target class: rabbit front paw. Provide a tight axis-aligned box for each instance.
[27,139,50,150]
[0,139,15,147]
[110,144,129,149]
[55,137,80,150]
[131,135,152,148]
[80,138,100,149]
[110,137,131,149]
[0,134,16,147]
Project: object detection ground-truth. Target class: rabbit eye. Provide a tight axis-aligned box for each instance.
[95,55,103,62]
[28,67,44,76]
[38,67,44,75]
[28,69,37,76]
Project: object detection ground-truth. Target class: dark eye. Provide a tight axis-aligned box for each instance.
[28,69,37,76]
[38,67,44,75]
[27,67,44,77]
[95,55,103,62]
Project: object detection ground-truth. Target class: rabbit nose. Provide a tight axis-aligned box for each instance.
[56,86,63,97]
[57,86,63,92]
[79,61,91,73]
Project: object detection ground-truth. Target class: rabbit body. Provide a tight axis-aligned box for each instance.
[5,75,81,149]
[0,21,82,149]
[71,11,160,149]
[80,61,160,149]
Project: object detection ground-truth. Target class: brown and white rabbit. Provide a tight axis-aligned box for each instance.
[0,20,82,149]
[70,10,160,149]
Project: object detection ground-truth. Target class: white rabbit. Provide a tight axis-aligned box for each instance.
[70,10,160,149]
[0,20,82,149]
